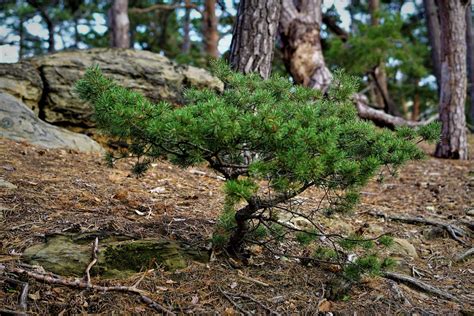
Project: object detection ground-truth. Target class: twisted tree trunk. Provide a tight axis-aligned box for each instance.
[229,0,281,79]
[435,0,469,159]
[279,0,332,92]
[279,0,418,129]
[466,3,474,128]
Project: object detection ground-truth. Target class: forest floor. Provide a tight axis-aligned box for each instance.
[0,136,473,315]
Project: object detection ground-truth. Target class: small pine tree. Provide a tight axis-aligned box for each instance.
[76,61,439,257]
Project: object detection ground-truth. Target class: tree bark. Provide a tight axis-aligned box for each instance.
[423,0,442,92]
[279,0,332,92]
[435,0,469,160]
[203,0,219,58]
[466,2,474,128]
[279,0,418,128]
[412,81,420,121]
[229,0,281,79]
[181,0,191,54]
[109,0,130,48]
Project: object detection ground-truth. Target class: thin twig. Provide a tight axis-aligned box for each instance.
[132,269,154,288]
[0,265,175,315]
[232,292,280,315]
[238,274,270,287]
[217,286,251,315]
[84,237,99,287]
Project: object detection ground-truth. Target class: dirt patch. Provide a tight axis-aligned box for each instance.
[0,137,473,314]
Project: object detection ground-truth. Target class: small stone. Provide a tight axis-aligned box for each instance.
[0,178,17,189]
[466,209,474,217]
[390,238,418,259]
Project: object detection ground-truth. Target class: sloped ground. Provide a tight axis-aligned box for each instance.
[0,136,473,315]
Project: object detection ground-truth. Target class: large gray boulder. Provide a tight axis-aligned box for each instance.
[0,48,223,128]
[0,92,104,153]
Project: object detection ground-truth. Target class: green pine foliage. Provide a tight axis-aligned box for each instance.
[75,60,440,256]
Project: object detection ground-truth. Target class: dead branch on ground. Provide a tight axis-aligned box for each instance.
[383,272,458,302]
[368,211,468,245]
[0,263,175,315]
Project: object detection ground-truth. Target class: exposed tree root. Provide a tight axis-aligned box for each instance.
[383,272,459,302]
[368,211,468,245]
[455,247,474,262]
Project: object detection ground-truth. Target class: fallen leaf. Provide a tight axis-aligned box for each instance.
[318,299,333,312]
[150,186,166,193]
[28,291,40,301]
[223,307,235,315]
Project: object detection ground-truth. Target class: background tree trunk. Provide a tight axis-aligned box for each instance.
[109,0,130,48]
[279,0,332,92]
[19,17,24,59]
[423,0,441,93]
[181,0,191,54]
[229,0,281,79]
[203,0,219,58]
[368,0,400,115]
[466,3,474,129]
[27,0,55,52]
[435,0,468,159]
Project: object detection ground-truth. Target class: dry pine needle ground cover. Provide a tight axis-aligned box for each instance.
[0,136,473,315]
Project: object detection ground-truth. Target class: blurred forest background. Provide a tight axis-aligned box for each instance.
[2,0,472,125]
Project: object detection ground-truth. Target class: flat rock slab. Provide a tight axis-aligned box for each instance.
[0,92,104,153]
[22,233,210,278]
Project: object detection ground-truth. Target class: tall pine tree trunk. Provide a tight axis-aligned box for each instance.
[181,0,191,54]
[109,0,130,48]
[435,0,468,160]
[279,0,332,92]
[466,3,474,128]
[229,0,281,79]
[203,0,219,58]
[423,0,441,92]
[227,0,281,251]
